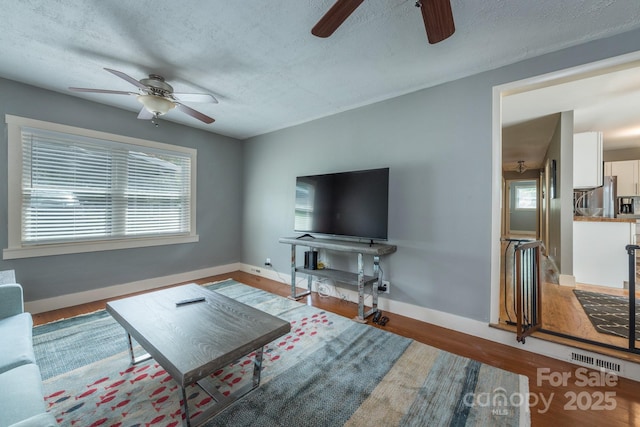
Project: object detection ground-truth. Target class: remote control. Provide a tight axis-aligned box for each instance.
[175,297,206,306]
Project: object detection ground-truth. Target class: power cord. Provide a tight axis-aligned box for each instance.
[317,278,333,298]
[377,265,386,292]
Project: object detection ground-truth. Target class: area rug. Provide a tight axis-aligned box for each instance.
[34,279,529,426]
[573,289,640,340]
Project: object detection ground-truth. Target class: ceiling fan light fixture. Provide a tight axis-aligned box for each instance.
[137,94,175,115]
[516,160,527,174]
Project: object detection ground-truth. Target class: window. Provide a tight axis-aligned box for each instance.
[4,115,198,259]
[515,183,537,210]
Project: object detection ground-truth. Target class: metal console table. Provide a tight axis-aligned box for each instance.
[279,236,397,322]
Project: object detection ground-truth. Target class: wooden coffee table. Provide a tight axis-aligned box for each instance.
[106,283,291,426]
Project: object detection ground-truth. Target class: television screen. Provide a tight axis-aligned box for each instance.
[294,168,389,240]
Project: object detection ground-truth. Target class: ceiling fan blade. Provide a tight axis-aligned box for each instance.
[68,87,135,95]
[175,103,215,124]
[173,92,218,104]
[312,0,365,38]
[419,0,455,44]
[137,107,154,120]
[104,68,148,90]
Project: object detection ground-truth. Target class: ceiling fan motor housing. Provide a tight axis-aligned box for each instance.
[140,74,173,97]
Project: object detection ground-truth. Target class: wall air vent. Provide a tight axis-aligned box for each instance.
[570,351,622,374]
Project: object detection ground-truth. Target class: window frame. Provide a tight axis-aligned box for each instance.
[514,182,537,211]
[4,115,198,260]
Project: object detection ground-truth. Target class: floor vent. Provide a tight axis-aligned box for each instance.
[595,359,622,373]
[570,351,622,374]
[571,352,594,366]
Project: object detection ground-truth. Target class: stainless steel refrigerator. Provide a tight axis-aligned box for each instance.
[574,176,617,218]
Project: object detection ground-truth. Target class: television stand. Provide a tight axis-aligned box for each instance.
[279,236,397,322]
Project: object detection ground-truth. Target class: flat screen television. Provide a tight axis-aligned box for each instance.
[294,167,389,241]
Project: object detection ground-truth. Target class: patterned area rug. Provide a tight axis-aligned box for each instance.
[573,289,640,340]
[33,279,529,426]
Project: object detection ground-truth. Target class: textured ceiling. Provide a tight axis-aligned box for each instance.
[1,1,640,139]
[502,63,640,171]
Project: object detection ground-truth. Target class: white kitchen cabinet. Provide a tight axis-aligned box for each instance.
[610,160,639,196]
[573,132,603,189]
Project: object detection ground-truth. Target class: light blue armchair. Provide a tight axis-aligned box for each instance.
[0,274,24,318]
[0,270,57,427]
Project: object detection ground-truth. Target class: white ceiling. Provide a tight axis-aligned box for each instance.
[2,1,640,140]
[502,64,640,171]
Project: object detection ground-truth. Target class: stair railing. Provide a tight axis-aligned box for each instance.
[626,244,640,351]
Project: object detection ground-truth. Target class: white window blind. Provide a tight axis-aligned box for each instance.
[21,126,192,245]
[3,115,198,259]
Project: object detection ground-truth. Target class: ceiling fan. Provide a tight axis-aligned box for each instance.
[312,0,455,44]
[69,68,217,125]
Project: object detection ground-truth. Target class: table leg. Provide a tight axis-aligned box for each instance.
[127,333,152,365]
[252,347,263,387]
[290,244,297,298]
[288,243,312,300]
[183,346,265,426]
[181,387,191,427]
[356,252,365,321]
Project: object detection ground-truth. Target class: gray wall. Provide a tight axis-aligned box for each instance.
[242,28,640,322]
[559,112,575,275]
[605,147,640,162]
[544,111,574,274]
[0,78,244,301]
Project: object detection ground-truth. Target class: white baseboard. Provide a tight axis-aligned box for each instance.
[27,262,640,381]
[240,263,640,382]
[25,263,240,314]
[559,274,576,287]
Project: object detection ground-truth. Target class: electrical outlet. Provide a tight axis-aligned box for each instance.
[265,257,272,266]
[378,280,390,294]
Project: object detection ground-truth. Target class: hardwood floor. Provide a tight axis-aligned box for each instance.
[34,271,640,426]
[541,281,639,347]
[499,240,640,348]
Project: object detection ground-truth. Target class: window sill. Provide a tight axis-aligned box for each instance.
[3,234,199,259]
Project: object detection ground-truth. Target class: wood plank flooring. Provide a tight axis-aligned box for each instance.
[499,239,638,348]
[541,281,636,347]
[33,271,640,426]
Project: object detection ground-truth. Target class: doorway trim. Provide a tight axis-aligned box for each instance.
[490,50,640,325]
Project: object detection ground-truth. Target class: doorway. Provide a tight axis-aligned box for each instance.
[491,51,640,354]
